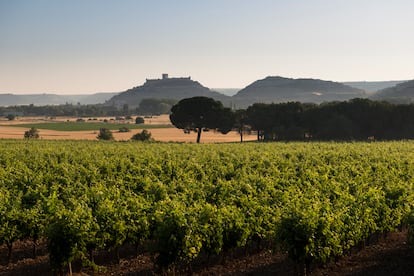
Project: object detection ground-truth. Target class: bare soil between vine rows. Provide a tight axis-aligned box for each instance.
[1,229,413,276]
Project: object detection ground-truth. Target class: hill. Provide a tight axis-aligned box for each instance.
[0,92,118,106]
[5,77,407,109]
[343,80,407,94]
[0,94,66,106]
[232,76,366,107]
[370,79,414,103]
[106,75,231,108]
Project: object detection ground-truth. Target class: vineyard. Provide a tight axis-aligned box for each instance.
[1,140,414,275]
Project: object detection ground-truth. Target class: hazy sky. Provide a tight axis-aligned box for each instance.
[1,0,413,94]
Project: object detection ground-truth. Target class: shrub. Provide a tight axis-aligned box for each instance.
[6,114,16,121]
[24,127,40,139]
[119,127,130,133]
[97,128,114,140]
[135,117,145,124]
[131,130,153,142]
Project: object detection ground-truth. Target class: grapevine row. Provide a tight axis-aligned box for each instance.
[1,140,414,273]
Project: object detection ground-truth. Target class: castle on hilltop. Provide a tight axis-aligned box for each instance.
[145,74,191,83]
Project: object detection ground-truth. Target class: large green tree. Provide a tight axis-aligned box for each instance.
[170,97,234,143]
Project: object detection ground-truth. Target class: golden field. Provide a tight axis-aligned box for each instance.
[0,115,256,143]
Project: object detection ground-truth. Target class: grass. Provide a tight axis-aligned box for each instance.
[6,122,173,131]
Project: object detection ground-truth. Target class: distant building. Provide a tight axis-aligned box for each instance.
[146,74,191,83]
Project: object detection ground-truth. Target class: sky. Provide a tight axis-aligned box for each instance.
[1,0,414,94]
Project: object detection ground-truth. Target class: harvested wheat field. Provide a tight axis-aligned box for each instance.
[0,115,256,143]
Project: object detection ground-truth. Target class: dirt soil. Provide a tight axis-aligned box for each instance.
[1,230,413,276]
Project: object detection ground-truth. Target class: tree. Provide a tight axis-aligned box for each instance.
[246,102,306,141]
[170,97,235,143]
[246,103,274,141]
[233,109,250,143]
[24,127,40,139]
[97,128,114,140]
[6,114,15,121]
[135,116,145,124]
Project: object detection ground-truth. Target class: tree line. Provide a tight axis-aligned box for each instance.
[245,98,414,141]
[170,97,414,142]
[1,98,176,117]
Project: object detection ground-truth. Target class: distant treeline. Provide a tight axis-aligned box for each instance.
[244,98,414,141]
[1,103,121,117]
[0,98,177,117]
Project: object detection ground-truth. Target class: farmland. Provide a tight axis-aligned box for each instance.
[1,140,414,274]
[0,115,256,142]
